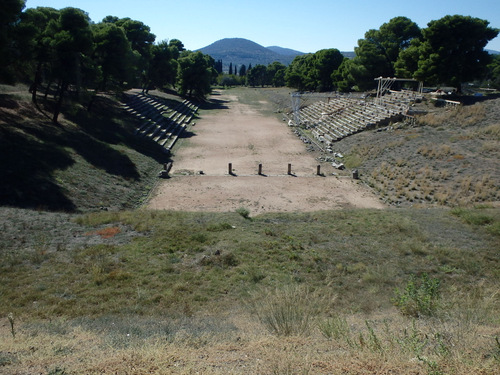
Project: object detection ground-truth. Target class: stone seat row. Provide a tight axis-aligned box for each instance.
[123,93,198,153]
[299,97,404,145]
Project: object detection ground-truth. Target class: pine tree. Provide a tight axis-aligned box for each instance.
[239,64,247,76]
[214,59,223,74]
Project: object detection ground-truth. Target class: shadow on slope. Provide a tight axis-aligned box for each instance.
[0,91,168,212]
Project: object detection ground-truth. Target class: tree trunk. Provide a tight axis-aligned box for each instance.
[87,77,105,112]
[87,92,97,112]
[44,78,53,102]
[31,61,43,105]
[54,80,61,101]
[52,80,68,123]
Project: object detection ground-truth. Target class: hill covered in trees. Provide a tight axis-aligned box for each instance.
[198,38,302,72]
[266,45,305,56]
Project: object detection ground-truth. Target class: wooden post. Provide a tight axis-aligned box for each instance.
[228,163,232,175]
[258,164,263,175]
[317,165,321,175]
[288,163,292,175]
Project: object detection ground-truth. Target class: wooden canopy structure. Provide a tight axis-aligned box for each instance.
[374,77,423,104]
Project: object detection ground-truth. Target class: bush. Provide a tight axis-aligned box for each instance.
[393,273,441,317]
[236,207,251,219]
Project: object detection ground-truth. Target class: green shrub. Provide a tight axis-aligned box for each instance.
[236,207,251,219]
[487,221,500,236]
[393,273,441,317]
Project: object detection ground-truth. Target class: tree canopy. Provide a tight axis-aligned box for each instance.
[487,54,500,89]
[396,15,498,92]
[177,51,216,98]
[246,64,267,87]
[2,5,219,122]
[0,0,26,82]
[285,49,344,91]
[347,17,421,90]
[2,4,498,122]
[283,15,497,93]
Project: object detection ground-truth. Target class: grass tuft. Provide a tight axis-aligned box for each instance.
[251,285,316,336]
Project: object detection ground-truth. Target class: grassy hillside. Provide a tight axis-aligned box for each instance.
[0,84,171,212]
[0,86,499,374]
[336,96,500,207]
[1,207,499,373]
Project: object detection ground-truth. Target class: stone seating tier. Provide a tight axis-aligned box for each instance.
[298,96,406,142]
[124,93,198,153]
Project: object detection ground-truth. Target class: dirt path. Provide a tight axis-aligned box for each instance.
[147,90,384,214]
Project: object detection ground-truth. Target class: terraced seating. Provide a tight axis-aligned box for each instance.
[123,93,198,153]
[299,96,405,142]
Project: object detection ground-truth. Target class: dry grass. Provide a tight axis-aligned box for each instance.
[347,97,500,207]
[417,144,453,159]
[2,299,499,374]
[476,123,500,140]
[418,103,486,128]
[1,206,499,374]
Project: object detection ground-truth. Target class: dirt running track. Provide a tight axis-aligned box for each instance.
[147,90,385,215]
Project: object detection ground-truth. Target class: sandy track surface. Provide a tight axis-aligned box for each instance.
[147,90,384,214]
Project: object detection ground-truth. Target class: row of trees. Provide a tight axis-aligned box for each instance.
[216,62,286,88]
[287,15,499,93]
[214,60,250,76]
[217,15,499,93]
[2,1,499,122]
[1,1,217,122]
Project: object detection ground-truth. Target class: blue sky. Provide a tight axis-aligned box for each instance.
[25,0,500,53]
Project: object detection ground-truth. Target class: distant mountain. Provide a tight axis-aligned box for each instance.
[266,46,305,56]
[486,49,500,55]
[341,51,356,59]
[197,38,303,72]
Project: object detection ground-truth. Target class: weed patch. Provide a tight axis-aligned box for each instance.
[451,207,499,236]
[393,273,441,318]
[251,285,316,336]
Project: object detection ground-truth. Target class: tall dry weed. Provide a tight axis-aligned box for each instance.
[250,285,318,336]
